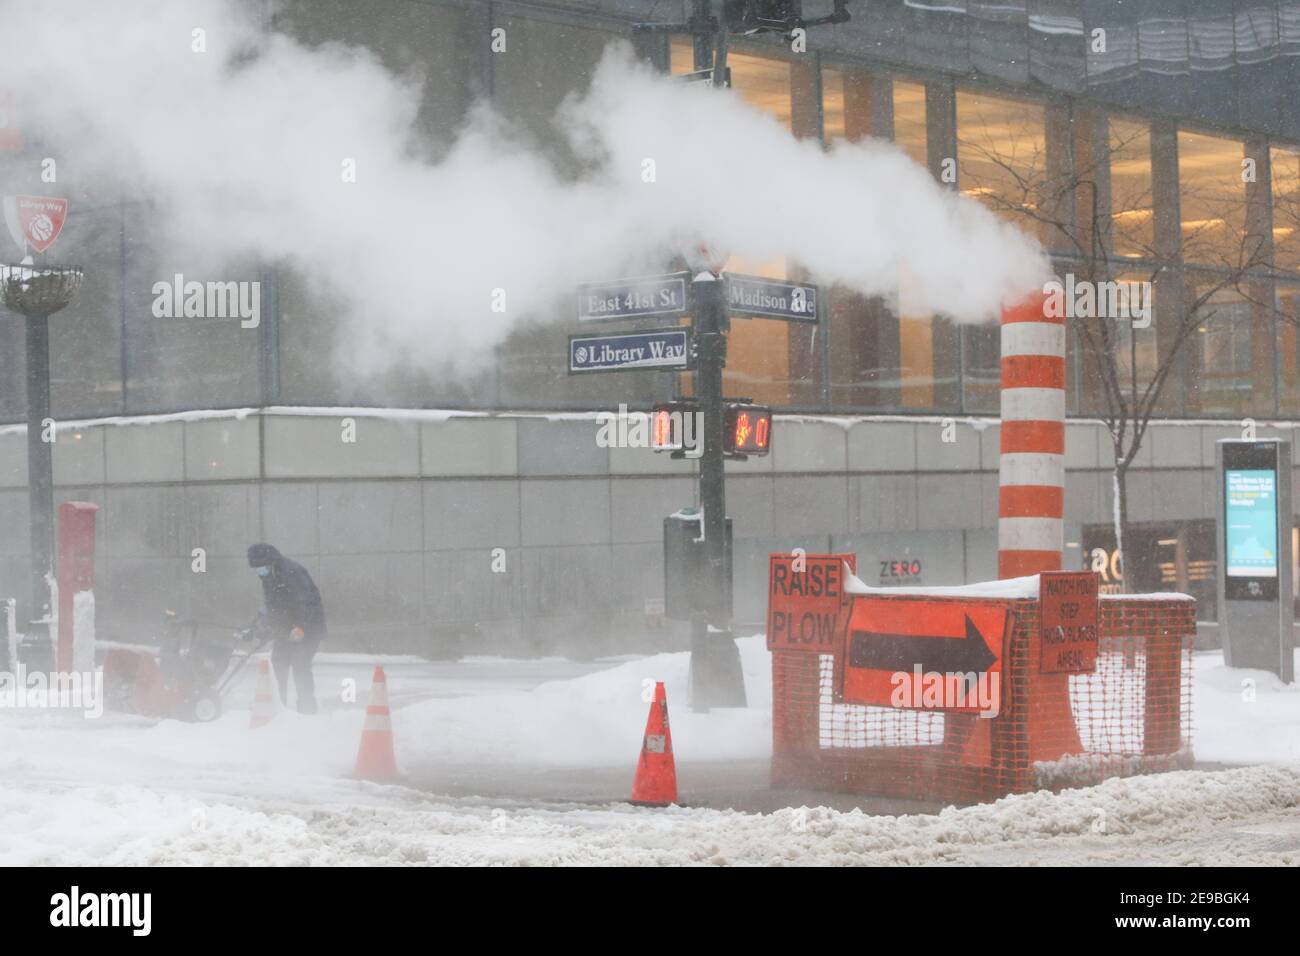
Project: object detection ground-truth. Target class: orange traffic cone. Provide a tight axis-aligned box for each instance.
[630,681,677,806]
[250,659,276,728]
[354,666,399,781]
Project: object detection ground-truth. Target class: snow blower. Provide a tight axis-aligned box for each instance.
[103,611,270,722]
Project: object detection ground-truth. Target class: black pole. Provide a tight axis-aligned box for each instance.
[691,0,712,71]
[694,277,727,615]
[25,311,54,637]
[687,1,714,713]
[689,267,746,710]
[682,3,745,711]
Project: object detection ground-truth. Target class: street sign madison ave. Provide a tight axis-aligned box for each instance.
[723,272,818,323]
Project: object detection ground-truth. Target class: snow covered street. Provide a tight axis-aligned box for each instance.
[7,761,1300,866]
[2,638,1298,865]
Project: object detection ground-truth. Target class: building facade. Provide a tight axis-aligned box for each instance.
[2,1,1299,652]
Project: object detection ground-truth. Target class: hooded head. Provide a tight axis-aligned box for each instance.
[247,543,282,575]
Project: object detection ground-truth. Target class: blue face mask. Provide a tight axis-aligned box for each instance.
[256,566,271,578]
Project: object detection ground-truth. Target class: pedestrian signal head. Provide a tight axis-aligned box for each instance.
[724,403,771,456]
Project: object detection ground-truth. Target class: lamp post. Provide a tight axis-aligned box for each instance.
[0,262,83,668]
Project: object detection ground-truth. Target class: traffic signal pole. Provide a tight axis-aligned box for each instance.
[689,273,746,710]
[679,5,746,711]
[637,2,837,709]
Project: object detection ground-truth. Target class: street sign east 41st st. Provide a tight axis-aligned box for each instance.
[576,272,690,323]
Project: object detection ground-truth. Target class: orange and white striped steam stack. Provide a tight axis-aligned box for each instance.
[998,290,1064,578]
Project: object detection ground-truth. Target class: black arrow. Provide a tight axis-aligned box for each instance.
[848,614,998,674]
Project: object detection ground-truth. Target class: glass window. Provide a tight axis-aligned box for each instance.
[1074,272,1160,417]
[490,18,658,407]
[893,81,928,168]
[495,17,613,174]
[1278,284,1300,414]
[123,208,260,412]
[820,65,886,146]
[829,266,957,412]
[1178,131,1247,268]
[897,84,947,410]
[1108,118,1154,260]
[673,40,794,130]
[1191,282,1274,417]
[49,203,126,417]
[669,37,701,75]
[273,0,482,407]
[0,319,23,423]
[713,256,821,408]
[822,71,933,411]
[278,0,478,160]
[495,316,674,409]
[670,42,822,407]
[827,287,896,409]
[825,79,949,412]
[1271,146,1300,277]
[898,268,947,410]
[961,324,1000,413]
[822,67,847,143]
[277,268,491,407]
[957,89,1048,245]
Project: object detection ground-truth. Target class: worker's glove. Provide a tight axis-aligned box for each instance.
[288,626,305,643]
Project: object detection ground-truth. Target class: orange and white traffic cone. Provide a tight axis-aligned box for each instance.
[354,665,398,781]
[630,681,677,806]
[249,658,275,728]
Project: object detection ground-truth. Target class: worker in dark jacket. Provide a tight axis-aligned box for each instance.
[247,543,326,714]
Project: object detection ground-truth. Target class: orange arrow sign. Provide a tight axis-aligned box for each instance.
[841,596,1008,715]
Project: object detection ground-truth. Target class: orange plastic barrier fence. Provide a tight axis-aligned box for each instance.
[771,597,1195,805]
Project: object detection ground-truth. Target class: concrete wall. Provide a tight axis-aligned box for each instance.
[0,411,1291,655]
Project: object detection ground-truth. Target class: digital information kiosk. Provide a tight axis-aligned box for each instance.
[1215,439,1295,682]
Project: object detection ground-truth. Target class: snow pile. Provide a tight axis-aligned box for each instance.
[1193,651,1300,765]
[3,635,1300,864]
[4,762,1298,866]
[844,570,1195,602]
[397,636,773,768]
[845,570,1039,599]
[0,637,771,807]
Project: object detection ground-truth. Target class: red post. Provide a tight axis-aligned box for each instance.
[56,501,98,673]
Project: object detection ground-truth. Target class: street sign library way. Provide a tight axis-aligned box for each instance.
[569,328,691,374]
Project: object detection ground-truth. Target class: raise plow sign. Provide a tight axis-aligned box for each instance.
[766,553,856,653]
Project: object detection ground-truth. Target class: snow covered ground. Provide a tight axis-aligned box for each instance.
[1,638,1297,865]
